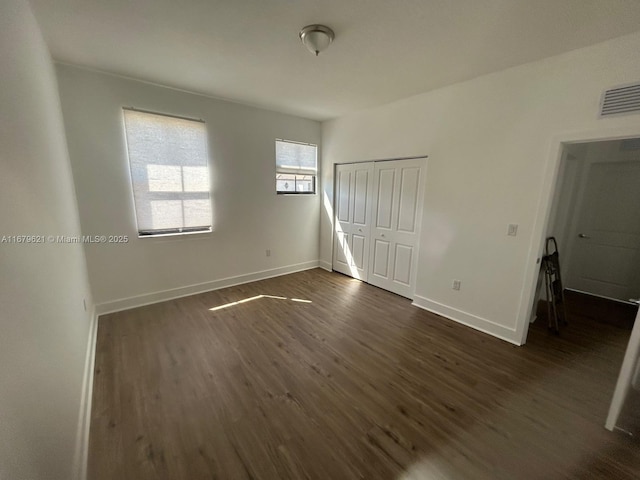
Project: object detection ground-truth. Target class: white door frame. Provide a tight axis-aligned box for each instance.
[606,305,640,431]
[516,125,640,345]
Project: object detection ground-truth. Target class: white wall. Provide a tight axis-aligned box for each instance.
[321,31,640,345]
[0,1,94,479]
[55,65,321,310]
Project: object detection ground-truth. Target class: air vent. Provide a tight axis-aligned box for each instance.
[620,138,640,151]
[600,83,640,117]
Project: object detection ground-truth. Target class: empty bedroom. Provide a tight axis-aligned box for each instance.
[2,1,640,479]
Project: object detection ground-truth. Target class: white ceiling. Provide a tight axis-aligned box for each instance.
[29,0,640,121]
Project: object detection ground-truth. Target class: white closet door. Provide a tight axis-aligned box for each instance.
[368,159,424,298]
[332,163,374,280]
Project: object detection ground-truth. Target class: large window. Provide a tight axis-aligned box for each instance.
[123,108,212,237]
[275,139,317,194]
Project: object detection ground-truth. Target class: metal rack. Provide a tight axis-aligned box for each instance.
[542,237,567,334]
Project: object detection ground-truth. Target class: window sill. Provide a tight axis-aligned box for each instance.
[276,192,317,196]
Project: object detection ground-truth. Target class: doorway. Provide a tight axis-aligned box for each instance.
[530,137,640,434]
[540,138,640,311]
[331,157,426,298]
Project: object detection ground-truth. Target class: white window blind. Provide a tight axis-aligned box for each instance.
[123,109,212,236]
[275,139,317,194]
[276,139,317,174]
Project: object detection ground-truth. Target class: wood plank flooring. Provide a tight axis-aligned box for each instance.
[89,269,639,479]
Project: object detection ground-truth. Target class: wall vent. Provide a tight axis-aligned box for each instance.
[620,138,640,151]
[600,83,640,117]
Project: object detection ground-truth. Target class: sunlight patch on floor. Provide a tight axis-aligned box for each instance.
[209,294,311,312]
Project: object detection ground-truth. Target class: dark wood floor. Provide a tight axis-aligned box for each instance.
[89,269,639,479]
[537,289,637,330]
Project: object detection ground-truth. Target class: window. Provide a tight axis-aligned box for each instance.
[123,108,212,237]
[275,139,317,194]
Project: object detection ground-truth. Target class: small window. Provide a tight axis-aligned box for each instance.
[123,108,212,237]
[275,139,317,194]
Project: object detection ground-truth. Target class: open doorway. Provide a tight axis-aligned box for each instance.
[532,138,640,330]
[527,137,640,435]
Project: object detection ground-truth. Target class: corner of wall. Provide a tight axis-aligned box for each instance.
[319,260,332,272]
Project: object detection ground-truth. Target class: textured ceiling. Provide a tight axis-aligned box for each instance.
[29,0,640,121]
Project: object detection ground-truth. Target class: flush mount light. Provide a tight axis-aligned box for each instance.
[299,24,335,56]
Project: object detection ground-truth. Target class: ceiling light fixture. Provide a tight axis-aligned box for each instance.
[299,24,335,56]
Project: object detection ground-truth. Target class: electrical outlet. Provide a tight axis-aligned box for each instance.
[452,280,461,291]
[266,249,271,257]
[507,224,518,236]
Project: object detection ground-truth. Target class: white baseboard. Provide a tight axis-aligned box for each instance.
[73,307,99,480]
[412,294,521,346]
[95,261,320,316]
[319,260,332,272]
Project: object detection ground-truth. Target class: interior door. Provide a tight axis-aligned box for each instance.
[332,163,374,280]
[566,160,640,301]
[368,159,424,298]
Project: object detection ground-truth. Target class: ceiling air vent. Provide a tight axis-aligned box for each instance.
[600,83,640,117]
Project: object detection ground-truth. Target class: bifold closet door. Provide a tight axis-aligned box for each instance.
[332,162,374,280]
[368,159,423,298]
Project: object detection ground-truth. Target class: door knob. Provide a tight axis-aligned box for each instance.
[578,233,591,239]
[358,228,362,232]
[381,234,385,238]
